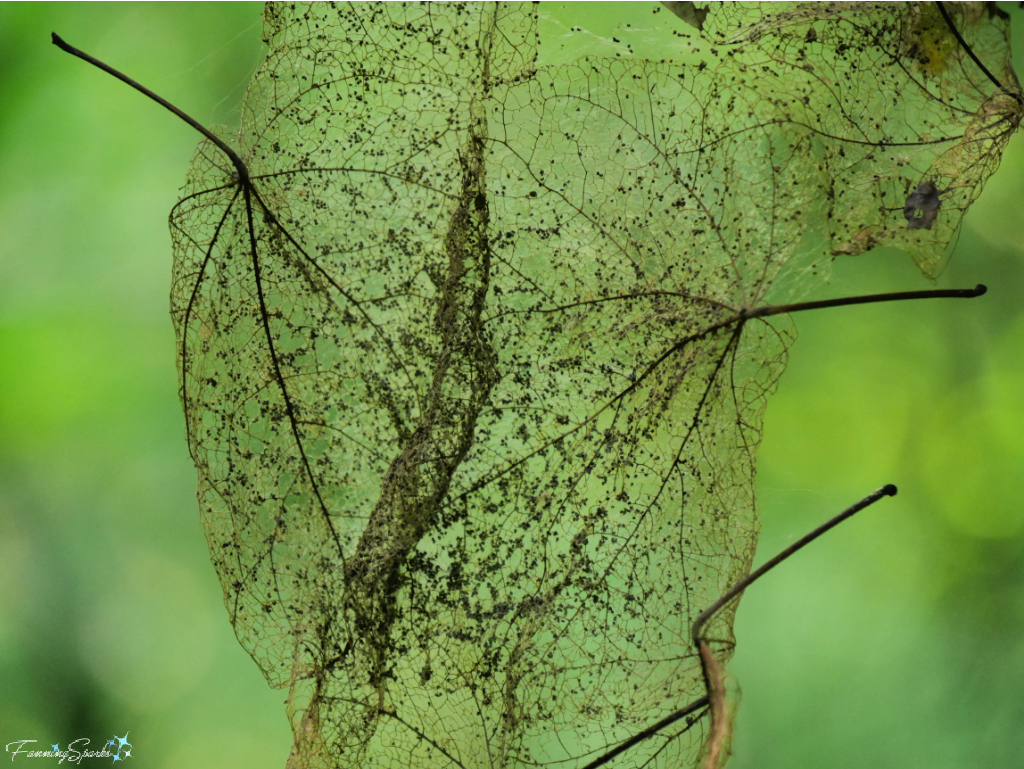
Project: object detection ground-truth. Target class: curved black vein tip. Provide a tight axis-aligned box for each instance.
[972,284,988,297]
[882,484,898,497]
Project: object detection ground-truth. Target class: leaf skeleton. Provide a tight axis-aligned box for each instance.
[54,3,1021,768]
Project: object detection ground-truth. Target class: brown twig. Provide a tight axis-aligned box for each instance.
[699,639,730,769]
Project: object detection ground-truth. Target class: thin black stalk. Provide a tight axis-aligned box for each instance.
[691,484,897,644]
[51,33,251,181]
[579,700,710,769]
[583,485,897,769]
[935,2,1022,103]
[745,284,986,321]
[691,484,896,769]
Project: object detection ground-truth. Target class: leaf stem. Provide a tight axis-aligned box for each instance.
[691,484,897,769]
[51,33,250,182]
[583,485,897,769]
[935,2,1021,103]
[579,699,710,769]
[691,484,897,643]
[745,284,986,321]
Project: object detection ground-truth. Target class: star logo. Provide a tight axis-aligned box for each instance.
[107,733,132,762]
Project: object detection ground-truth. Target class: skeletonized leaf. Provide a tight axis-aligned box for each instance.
[168,3,1019,767]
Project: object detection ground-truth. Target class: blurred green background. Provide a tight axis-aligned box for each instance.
[0,3,1021,767]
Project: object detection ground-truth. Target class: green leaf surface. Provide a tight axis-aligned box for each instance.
[167,3,1019,767]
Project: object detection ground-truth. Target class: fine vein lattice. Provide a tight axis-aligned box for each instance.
[166,3,1019,767]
